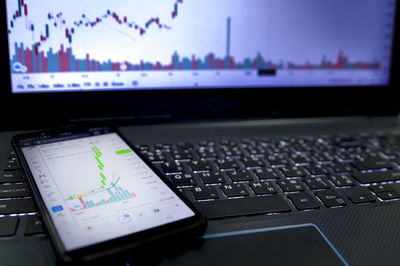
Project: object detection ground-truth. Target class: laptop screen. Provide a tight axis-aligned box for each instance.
[5,0,397,94]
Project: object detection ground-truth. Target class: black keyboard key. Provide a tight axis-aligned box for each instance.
[246,147,266,156]
[200,171,225,184]
[303,177,330,190]
[240,138,257,147]
[260,137,273,145]
[199,140,216,148]
[351,159,393,171]
[0,217,19,237]
[177,142,194,150]
[292,141,313,153]
[220,146,243,158]
[0,171,25,183]
[242,157,265,168]
[197,149,218,159]
[369,184,399,193]
[313,152,335,163]
[329,175,355,187]
[0,184,30,198]
[192,186,219,201]
[315,190,347,207]
[349,193,376,204]
[227,169,253,182]
[280,166,306,178]
[195,195,291,219]
[154,143,171,151]
[278,180,304,192]
[24,215,45,236]
[221,184,249,197]
[8,150,16,159]
[381,149,398,158]
[376,191,400,200]
[290,154,312,165]
[266,155,288,166]
[220,139,237,147]
[337,141,362,149]
[189,160,213,172]
[160,162,184,174]
[3,159,20,171]
[330,162,353,173]
[136,145,150,153]
[170,174,196,187]
[353,170,400,184]
[270,144,291,154]
[0,198,36,214]
[172,149,192,161]
[216,158,239,170]
[334,135,362,148]
[307,164,329,176]
[288,193,320,210]
[254,168,280,180]
[250,181,277,195]
[335,151,358,162]
[145,152,166,163]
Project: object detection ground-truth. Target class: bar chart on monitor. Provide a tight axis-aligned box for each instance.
[6,0,396,92]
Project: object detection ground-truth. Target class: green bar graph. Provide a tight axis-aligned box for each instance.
[94,146,102,156]
[91,147,100,157]
[100,173,106,180]
[95,156,104,167]
[115,149,133,155]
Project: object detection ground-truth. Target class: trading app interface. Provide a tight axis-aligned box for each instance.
[20,128,194,251]
[5,0,397,93]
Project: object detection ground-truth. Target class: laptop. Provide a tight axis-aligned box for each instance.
[1,0,399,265]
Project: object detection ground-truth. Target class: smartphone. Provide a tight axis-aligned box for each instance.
[12,126,206,263]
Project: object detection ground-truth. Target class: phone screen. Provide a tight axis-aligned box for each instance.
[19,128,195,251]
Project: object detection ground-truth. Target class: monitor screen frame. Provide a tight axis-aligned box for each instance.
[1,1,399,130]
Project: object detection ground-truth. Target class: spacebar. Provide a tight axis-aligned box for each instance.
[195,195,291,219]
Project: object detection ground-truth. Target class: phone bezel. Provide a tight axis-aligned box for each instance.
[12,125,207,263]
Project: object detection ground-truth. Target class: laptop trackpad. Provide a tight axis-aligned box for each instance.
[162,224,348,266]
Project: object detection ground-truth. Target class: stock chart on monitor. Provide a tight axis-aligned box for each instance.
[6,0,397,93]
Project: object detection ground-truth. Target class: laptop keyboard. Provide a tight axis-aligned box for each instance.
[1,132,400,237]
[140,132,400,218]
[0,149,44,238]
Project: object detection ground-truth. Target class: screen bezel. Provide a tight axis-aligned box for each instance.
[12,126,206,262]
[1,1,399,130]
